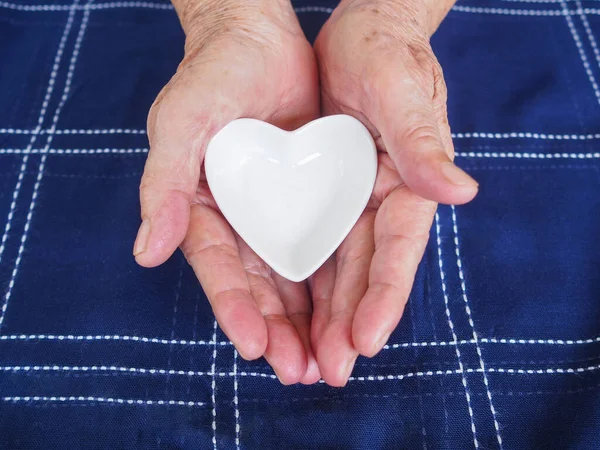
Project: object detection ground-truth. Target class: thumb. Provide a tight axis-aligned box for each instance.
[370,64,478,205]
[133,95,207,268]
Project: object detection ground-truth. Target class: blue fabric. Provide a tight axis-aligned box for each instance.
[0,0,599,448]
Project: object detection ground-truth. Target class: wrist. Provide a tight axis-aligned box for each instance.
[335,0,455,37]
[172,0,299,53]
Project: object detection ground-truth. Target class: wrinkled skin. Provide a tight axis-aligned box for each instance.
[135,3,321,385]
[134,0,477,387]
[310,0,478,386]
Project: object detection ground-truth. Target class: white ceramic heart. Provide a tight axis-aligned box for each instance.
[204,115,377,282]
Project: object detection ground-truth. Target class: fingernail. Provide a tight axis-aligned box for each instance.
[133,219,150,256]
[440,162,478,187]
[373,330,391,353]
[273,368,292,386]
[339,355,357,386]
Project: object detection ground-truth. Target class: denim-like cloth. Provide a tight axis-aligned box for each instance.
[0,0,599,448]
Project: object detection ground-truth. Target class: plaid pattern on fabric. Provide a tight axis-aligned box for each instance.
[0,0,599,448]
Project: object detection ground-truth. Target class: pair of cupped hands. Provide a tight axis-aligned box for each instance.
[133,0,477,387]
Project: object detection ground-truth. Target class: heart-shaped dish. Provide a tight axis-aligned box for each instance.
[205,115,377,282]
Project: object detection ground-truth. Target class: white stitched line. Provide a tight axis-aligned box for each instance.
[486,365,600,374]
[452,5,564,15]
[452,6,600,16]
[233,350,241,450]
[165,264,183,395]
[0,333,230,345]
[0,3,327,12]
[4,2,600,15]
[0,148,149,155]
[1,130,599,139]
[434,211,479,449]
[0,1,79,328]
[0,154,29,265]
[385,339,462,349]
[3,149,600,158]
[455,6,600,15]
[1,2,92,333]
[456,151,600,159]
[44,5,91,139]
[2,396,205,407]
[45,3,91,144]
[0,365,278,379]
[345,364,600,381]
[408,297,428,450]
[0,129,29,134]
[0,148,589,159]
[0,365,271,378]
[0,128,146,134]
[187,293,200,396]
[347,369,463,382]
[86,1,173,9]
[452,132,600,139]
[387,336,600,347]
[2,2,599,15]
[230,372,276,379]
[3,364,600,378]
[426,277,450,434]
[1,333,598,347]
[451,206,503,449]
[0,3,330,13]
[459,164,598,172]
[211,320,218,450]
[52,128,146,134]
[481,336,600,345]
[0,365,212,376]
[0,1,79,265]
[0,2,174,11]
[576,0,600,73]
[561,0,600,105]
[0,2,73,11]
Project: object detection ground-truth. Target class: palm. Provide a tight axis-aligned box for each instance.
[139,29,321,384]
[309,4,476,386]
[309,149,436,385]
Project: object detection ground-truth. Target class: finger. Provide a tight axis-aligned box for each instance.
[182,203,267,360]
[368,63,478,205]
[134,85,207,268]
[237,238,307,385]
[273,274,321,385]
[309,256,336,354]
[317,212,375,387]
[352,186,436,357]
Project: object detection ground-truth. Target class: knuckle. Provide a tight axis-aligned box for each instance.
[183,242,237,266]
[244,260,272,279]
[146,89,166,139]
[404,41,442,100]
[139,171,195,208]
[402,115,440,144]
[406,40,432,70]
[399,121,443,159]
[431,61,448,103]
[146,80,178,144]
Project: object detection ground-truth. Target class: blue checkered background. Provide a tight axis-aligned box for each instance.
[0,0,599,448]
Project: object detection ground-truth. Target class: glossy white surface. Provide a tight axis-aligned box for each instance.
[204,115,377,282]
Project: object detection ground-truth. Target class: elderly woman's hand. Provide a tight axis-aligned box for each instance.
[134,0,321,385]
[311,0,478,386]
